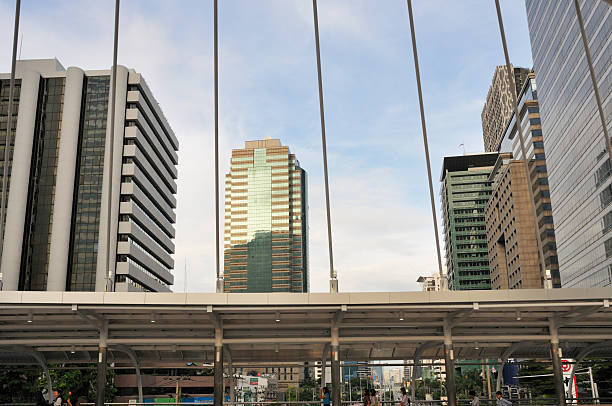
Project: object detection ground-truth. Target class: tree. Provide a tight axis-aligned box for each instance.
[517,360,555,398]
[0,366,42,403]
[39,365,116,402]
[455,369,483,398]
[415,377,442,400]
[286,386,298,401]
[581,358,612,400]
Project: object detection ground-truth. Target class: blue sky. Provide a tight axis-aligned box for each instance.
[0,0,533,292]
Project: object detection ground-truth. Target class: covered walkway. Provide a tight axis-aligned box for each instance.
[1,289,612,405]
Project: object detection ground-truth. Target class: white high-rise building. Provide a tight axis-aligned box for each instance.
[0,59,178,292]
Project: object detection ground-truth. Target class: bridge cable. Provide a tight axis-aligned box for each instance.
[214,0,223,292]
[495,0,549,288]
[104,0,121,292]
[405,0,446,289]
[0,0,21,278]
[573,0,612,184]
[312,0,337,292]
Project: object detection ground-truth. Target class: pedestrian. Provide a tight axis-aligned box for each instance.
[35,391,49,406]
[362,388,370,406]
[495,391,512,405]
[66,391,73,406]
[369,389,378,406]
[52,391,62,406]
[469,390,480,406]
[399,387,411,406]
[322,387,331,406]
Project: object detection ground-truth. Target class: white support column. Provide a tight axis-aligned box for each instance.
[0,70,40,291]
[46,67,84,291]
[95,66,128,292]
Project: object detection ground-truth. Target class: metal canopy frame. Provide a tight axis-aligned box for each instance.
[1,289,611,365]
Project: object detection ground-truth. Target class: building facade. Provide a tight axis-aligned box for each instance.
[441,153,498,290]
[481,66,530,152]
[487,155,546,289]
[0,59,178,292]
[525,0,612,287]
[416,274,442,291]
[224,138,308,292]
[488,73,560,290]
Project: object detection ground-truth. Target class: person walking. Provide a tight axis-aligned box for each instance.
[495,391,512,405]
[369,389,378,406]
[52,391,62,406]
[322,387,331,406]
[399,387,411,406]
[35,391,49,406]
[362,388,370,406]
[469,390,480,406]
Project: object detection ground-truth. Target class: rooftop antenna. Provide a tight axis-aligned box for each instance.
[459,143,465,155]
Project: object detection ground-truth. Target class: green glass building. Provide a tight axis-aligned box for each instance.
[224,138,308,292]
[440,153,498,290]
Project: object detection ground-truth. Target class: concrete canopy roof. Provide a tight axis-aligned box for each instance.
[1,289,611,366]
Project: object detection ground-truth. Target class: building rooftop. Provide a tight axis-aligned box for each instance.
[244,138,282,149]
[440,152,499,181]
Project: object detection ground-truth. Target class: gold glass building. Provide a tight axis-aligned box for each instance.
[223,138,308,292]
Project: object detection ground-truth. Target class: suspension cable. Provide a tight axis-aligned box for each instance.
[494,0,548,287]
[405,0,445,289]
[0,0,21,279]
[104,0,121,292]
[214,0,223,292]
[311,0,337,292]
[573,0,612,174]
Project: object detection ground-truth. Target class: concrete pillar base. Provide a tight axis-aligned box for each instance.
[551,342,567,406]
[331,345,341,406]
[214,346,224,406]
[96,346,108,406]
[444,344,457,406]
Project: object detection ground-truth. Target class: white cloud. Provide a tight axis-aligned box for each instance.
[0,0,532,293]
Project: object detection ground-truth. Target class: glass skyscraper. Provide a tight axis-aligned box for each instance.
[525,0,612,287]
[224,138,308,292]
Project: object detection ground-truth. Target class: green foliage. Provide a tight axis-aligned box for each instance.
[576,359,612,399]
[300,377,318,388]
[38,365,117,402]
[0,366,43,403]
[298,386,316,401]
[414,377,442,400]
[455,368,483,398]
[286,386,298,401]
[517,360,555,398]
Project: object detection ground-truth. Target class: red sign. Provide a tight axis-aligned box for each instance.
[561,359,572,373]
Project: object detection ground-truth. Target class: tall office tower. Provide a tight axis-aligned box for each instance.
[0,59,178,292]
[487,73,560,290]
[223,138,308,292]
[525,0,612,287]
[441,153,498,290]
[481,66,530,152]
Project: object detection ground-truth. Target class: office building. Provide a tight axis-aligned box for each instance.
[481,65,530,152]
[0,59,178,292]
[441,153,498,290]
[525,0,612,287]
[223,138,308,292]
[487,73,560,289]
